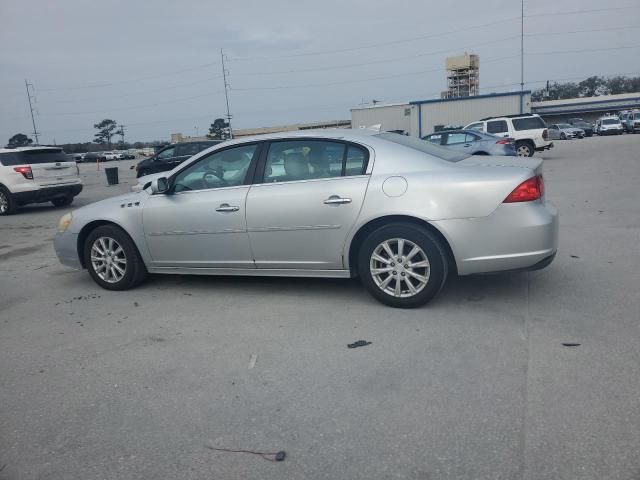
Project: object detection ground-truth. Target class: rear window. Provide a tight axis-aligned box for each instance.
[602,118,619,125]
[512,116,546,131]
[633,113,640,120]
[376,133,469,163]
[0,148,69,166]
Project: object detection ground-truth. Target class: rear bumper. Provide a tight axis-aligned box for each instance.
[433,200,559,275]
[536,142,554,151]
[13,184,83,205]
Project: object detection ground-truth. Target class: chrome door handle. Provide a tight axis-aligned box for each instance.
[323,196,352,205]
[215,204,239,212]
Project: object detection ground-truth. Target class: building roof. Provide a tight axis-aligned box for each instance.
[532,92,640,116]
[410,90,531,106]
[350,102,412,111]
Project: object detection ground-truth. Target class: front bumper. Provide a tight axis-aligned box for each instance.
[14,184,83,205]
[433,200,559,275]
[54,231,82,270]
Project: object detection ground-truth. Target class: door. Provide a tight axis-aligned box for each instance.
[442,132,475,153]
[143,143,261,268]
[245,139,370,270]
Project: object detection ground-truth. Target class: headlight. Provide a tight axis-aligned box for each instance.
[58,212,73,233]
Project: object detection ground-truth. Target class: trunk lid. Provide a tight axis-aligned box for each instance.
[457,155,543,176]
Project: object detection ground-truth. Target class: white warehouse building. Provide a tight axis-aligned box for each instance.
[351,91,532,137]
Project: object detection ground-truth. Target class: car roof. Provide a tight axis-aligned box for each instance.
[0,146,62,154]
[480,113,540,121]
[209,128,378,148]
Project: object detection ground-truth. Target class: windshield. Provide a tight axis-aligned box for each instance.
[0,148,69,166]
[558,124,572,128]
[376,133,469,162]
[602,118,619,125]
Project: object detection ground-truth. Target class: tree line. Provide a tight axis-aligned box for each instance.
[6,116,231,150]
[532,75,640,102]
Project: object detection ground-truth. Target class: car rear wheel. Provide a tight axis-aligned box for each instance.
[83,225,147,291]
[358,223,448,308]
[515,141,534,157]
[0,187,17,215]
[51,196,73,207]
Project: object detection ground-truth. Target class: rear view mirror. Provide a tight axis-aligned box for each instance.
[150,177,169,194]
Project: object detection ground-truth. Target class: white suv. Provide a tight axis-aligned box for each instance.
[464,113,553,157]
[0,146,83,215]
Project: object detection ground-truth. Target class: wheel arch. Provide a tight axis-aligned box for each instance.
[347,215,457,277]
[77,219,134,268]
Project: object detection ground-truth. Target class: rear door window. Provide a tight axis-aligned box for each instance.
[444,133,467,145]
[0,149,69,166]
[487,120,508,134]
[512,116,546,130]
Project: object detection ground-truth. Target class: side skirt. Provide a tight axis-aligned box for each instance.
[147,266,352,278]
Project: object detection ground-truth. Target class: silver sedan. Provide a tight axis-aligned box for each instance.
[54,130,558,308]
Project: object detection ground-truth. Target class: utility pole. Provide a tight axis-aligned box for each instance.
[24,80,40,145]
[221,49,233,139]
[118,124,126,144]
[520,0,524,113]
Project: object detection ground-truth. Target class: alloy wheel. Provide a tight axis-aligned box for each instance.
[369,238,430,298]
[90,236,127,283]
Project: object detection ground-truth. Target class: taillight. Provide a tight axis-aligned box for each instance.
[542,129,549,140]
[495,138,512,144]
[14,166,33,180]
[504,175,544,203]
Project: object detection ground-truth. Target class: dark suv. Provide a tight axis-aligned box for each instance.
[134,140,221,178]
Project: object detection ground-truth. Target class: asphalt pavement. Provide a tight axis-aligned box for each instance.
[1,135,639,479]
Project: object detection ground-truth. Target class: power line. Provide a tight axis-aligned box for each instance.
[227,5,639,62]
[38,61,221,92]
[230,44,640,92]
[229,16,520,62]
[524,4,639,18]
[52,90,225,117]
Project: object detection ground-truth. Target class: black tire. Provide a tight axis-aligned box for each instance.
[51,196,73,207]
[560,133,566,140]
[358,223,449,308]
[0,186,17,215]
[137,169,150,178]
[83,225,147,291]
[515,141,534,157]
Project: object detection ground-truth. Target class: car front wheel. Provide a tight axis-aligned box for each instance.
[83,225,147,290]
[358,223,448,308]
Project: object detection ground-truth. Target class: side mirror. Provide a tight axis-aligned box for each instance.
[150,177,169,194]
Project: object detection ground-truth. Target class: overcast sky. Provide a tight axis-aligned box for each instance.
[1,0,638,144]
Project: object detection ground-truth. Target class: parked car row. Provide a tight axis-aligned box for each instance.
[73,151,136,163]
[134,140,222,178]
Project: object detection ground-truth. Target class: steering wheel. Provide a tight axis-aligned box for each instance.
[203,171,227,188]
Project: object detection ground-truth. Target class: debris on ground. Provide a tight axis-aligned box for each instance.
[562,343,581,347]
[205,445,286,462]
[348,340,372,349]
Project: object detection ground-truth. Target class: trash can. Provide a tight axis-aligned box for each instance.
[105,167,119,186]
